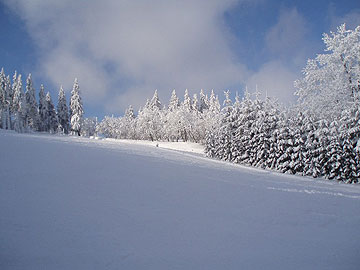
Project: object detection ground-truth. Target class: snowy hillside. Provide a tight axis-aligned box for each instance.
[1,130,360,270]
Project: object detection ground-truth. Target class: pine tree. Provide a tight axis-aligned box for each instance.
[204,90,221,157]
[199,89,209,113]
[164,91,180,141]
[69,78,84,136]
[177,90,193,142]
[316,119,331,177]
[123,105,136,139]
[0,68,7,129]
[183,89,192,112]
[216,90,233,161]
[168,89,179,112]
[45,92,58,133]
[302,112,320,177]
[150,89,161,110]
[24,74,39,131]
[57,86,69,134]
[192,93,199,112]
[38,85,47,131]
[12,74,25,132]
[325,120,342,180]
[136,96,163,141]
[9,71,18,128]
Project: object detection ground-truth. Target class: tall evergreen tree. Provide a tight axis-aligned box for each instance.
[168,89,179,112]
[45,92,58,133]
[0,68,7,129]
[183,89,192,112]
[38,84,47,132]
[199,89,209,113]
[150,89,161,110]
[69,78,84,136]
[57,86,69,134]
[24,74,39,131]
[12,74,25,132]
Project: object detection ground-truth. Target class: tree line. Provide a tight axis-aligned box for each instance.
[0,71,84,135]
[96,89,220,143]
[97,24,360,183]
[1,24,359,183]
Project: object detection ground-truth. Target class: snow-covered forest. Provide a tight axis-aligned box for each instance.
[1,24,359,183]
[0,72,87,135]
[97,24,360,183]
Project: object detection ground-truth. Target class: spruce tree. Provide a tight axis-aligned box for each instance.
[199,89,209,113]
[216,90,233,161]
[0,68,7,129]
[183,89,192,112]
[12,75,25,132]
[69,78,84,136]
[168,89,179,112]
[38,85,47,131]
[24,74,39,131]
[57,86,69,134]
[45,92,58,133]
[150,89,161,110]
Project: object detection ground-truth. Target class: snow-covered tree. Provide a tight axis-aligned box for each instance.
[199,89,209,113]
[69,78,84,136]
[182,89,192,113]
[97,115,121,139]
[12,74,25,132]
[24,74,39,131]
[81,117,97,137]
[168,89,179,112]
[38,85,47,132]
[192,93,199,112]
[150,89,162,110]
[57,86,69,134]
[0,68,7,129]
[164,91,181,141]
[45,92,58,133]
[137,95,163,141]
[295,24,360,120]
[215,90,233,161]
[123,105,136,139]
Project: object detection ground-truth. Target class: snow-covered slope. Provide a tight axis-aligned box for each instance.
[1,130,360,270]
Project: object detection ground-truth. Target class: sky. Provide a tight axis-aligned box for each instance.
[0,0,359,118]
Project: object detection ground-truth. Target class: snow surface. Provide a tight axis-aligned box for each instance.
[1,130,360,270]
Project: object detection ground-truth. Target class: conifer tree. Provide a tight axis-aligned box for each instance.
[183,89,192,112]
[123,105,136,139]
[199,89,209,113]
[45,92,58,133]
[12,75,25,132]
[0,68,7,129]
[38,84,47,132]
[69,78,84,136]
[150,89,161,109]
[168,89,179,112]
[57,86,69,134]
[216,90,233,161]
[24,74,39,131]
[192,93,199,112]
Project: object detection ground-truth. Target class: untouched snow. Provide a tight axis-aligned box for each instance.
[1,130,360,270]
[104,138,205,155]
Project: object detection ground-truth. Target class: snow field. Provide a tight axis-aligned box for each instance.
[1,130,360,270]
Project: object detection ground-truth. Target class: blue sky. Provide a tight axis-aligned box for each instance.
[0,0,359,118]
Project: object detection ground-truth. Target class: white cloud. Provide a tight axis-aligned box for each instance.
[265,7,308,67]
[4,0,251,114]
[246,60,297,104]
[329,9,360,31]
[245,7,307,104]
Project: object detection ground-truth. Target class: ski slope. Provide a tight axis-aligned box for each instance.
[1,130,360,270]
